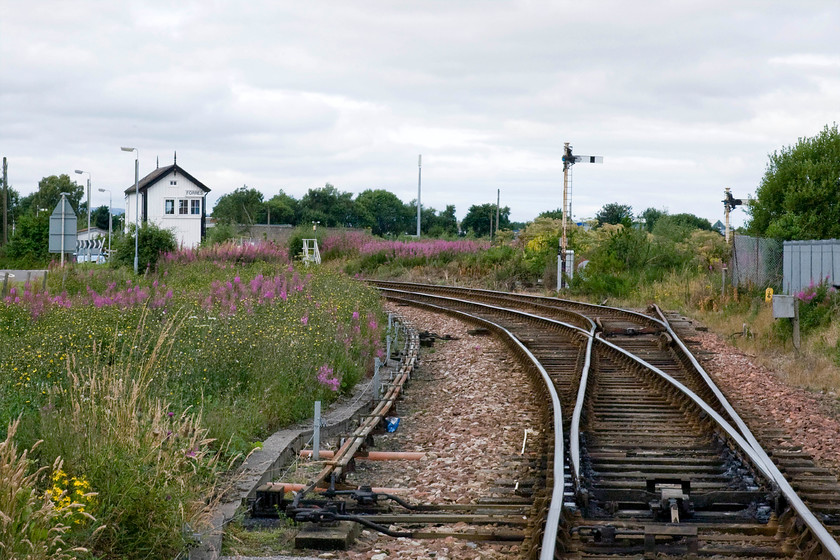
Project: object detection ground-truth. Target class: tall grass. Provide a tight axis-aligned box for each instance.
[0,243,385,557]
[37,316,225,558]
[0,418,91,560]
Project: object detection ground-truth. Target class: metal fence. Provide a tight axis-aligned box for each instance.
[731,234,783,289]
[783,240,840,295]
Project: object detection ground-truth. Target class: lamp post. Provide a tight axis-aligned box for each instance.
[74,169,91,262]
[121,147,139,274]
[98,187,112,259]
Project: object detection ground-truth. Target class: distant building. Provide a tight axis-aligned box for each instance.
[124,153,210,248]
[75,226,108,262]
[712,220,725,236]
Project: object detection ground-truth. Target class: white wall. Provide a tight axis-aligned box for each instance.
[123,169,206,248]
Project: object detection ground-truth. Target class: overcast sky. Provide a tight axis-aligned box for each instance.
[2,1,839,227]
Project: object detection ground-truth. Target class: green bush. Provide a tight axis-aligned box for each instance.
[287,226,324,262]
[110,222,177,272]
[796,280,837,333]
[203,222,235,246]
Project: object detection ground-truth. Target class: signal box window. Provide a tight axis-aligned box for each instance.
[165,199,175,215]
[190,199,201,215]
[179,199,188,215]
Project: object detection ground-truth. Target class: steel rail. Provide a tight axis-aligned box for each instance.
[569,332,594,482]
[372,280,660,327]
[292,322,418,508]
[594,333,776,481]
[596,331,840,559]
[651,304,773,469]
[381,294,566,560]
[375,283,775,475]
[651,305,840,559]
[381,287,840,558]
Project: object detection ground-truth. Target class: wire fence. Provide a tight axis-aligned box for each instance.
[731,234,783,289]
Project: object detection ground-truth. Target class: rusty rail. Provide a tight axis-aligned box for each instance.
[292,318,419,506]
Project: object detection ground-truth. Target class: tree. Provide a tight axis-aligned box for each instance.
[425,204,458,237]
[461,203,511,237]
[299,184,360,227]
[409,202,459,237]
[3,212,50,266]
[91,205,111,231]
[595,203,633,227]
[17,175,84,218]
[264,190,299,225]
[538,208,565,220]
[640,207,665,232]
[212,186,264,225]
[668,213,712,231]
[356,189,412,236]
[747,123,840,240]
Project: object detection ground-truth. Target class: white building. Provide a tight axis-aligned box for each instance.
[124,154,210,248]
[76,227,108,262]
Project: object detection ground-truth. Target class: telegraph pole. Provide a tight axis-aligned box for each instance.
[495,189,500,239]
[2,157,7,246]
[559,142,603,290]
[416,154,422,237]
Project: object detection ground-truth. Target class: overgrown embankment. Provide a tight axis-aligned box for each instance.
[0,241,384,559]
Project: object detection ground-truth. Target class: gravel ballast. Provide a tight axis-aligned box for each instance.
[335,306,542,559]
[244,304,840,560]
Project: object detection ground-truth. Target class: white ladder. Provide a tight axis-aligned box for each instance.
[302,239,321,265]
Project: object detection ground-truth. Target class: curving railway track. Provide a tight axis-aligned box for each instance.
[365,281,840,559]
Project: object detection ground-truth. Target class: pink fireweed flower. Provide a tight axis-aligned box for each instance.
[317,365,340,391]
[301,314,308,326]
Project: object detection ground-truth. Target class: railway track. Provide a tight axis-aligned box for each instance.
[363,281,840,559]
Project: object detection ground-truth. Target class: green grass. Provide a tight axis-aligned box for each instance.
[0,253,386,559]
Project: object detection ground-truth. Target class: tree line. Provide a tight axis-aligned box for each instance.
[2,121,837,267]
[211,184,513,237]
[0,174,118,266]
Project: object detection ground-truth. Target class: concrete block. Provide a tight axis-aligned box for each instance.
[294,520,361,550]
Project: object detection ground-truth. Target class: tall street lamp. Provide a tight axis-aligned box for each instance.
[74,169,91,262]
[121,147,139,274]
[98,187,112,259]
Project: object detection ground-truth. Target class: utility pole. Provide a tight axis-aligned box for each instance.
[496,189,500,239]
[2,157,7,246]
[559,142,603,291]
[416,154,422,237]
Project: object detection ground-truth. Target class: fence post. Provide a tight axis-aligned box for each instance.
[2,272,8,298]
[313,401,321,460]
[721,266,727,300]
[793,299,801,351]
[373,358,381,400]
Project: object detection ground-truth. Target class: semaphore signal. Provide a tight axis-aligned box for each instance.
[559,142,602,290]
